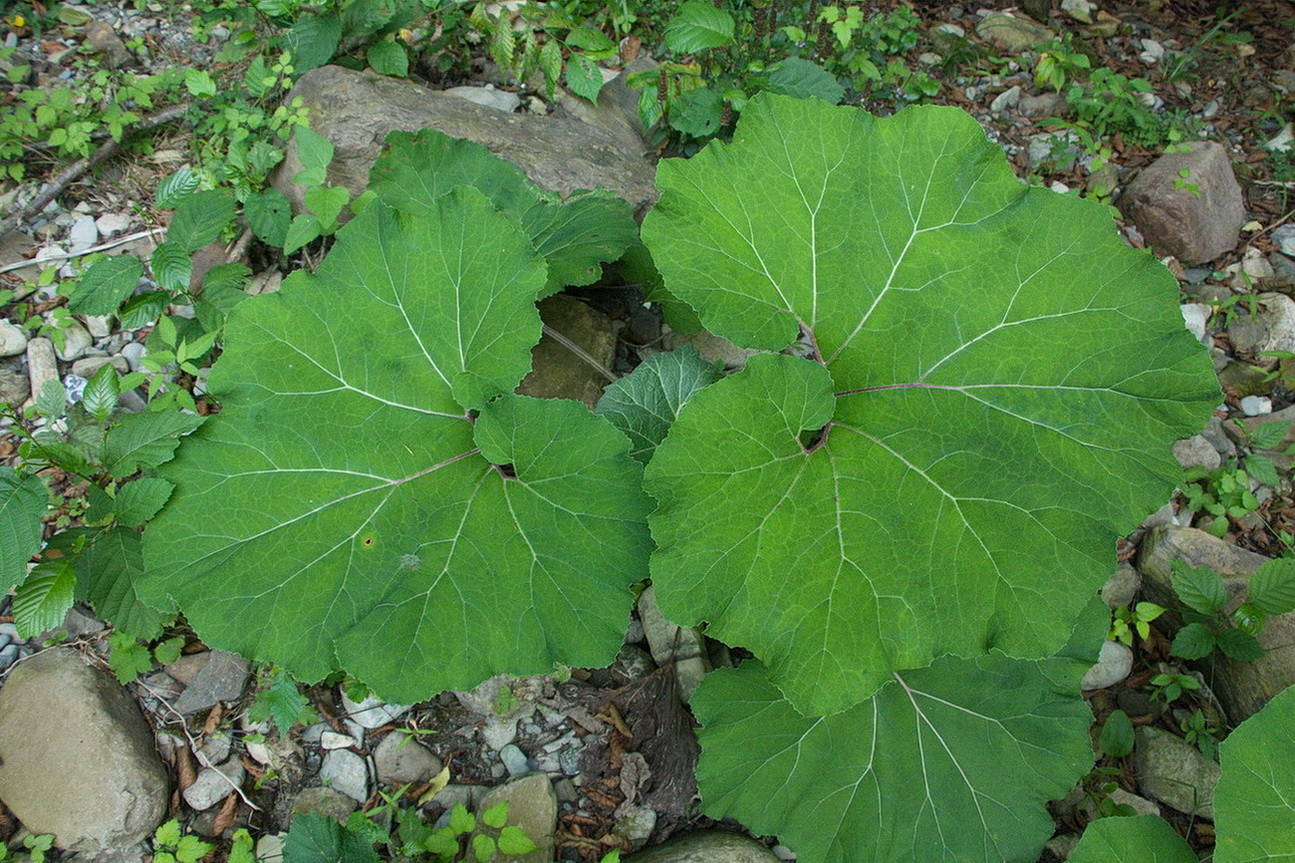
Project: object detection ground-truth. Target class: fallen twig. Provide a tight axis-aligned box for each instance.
[0,102,191,236]
[0,226,167,275]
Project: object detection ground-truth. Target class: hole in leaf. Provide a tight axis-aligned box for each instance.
[361,536,375,547]
[800,424,830,453]
[494,463,518,479]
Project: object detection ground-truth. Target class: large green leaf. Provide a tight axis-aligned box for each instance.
[0,467,45,586]
[641,93,1218,714]
[368,128,638,293]
[141,191,652,700]
[1213,683,1295,862]
[664,1,735,53]
[692,652,1093,863]
[1068,815,1196,863]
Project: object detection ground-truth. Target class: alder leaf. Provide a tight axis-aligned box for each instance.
[368,128,637,292]
[1213,683,1295,862]
[664,1,735,53]
[141,191,652,700]
[691,652,1093,863]
[1,467,46,586]
[641,93,1219,714]
[1068,815,1196,863]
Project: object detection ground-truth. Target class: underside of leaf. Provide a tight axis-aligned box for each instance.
[642,93,1219,714]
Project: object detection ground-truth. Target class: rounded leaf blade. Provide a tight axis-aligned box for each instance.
[642,94,1219,714]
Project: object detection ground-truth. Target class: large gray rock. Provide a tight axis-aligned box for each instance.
[975,13,1054,52]
[274,66,657,220]
[627,831,780,863]
[517,294,615,408]
[478,775,556,863]
[1133,726,1219,818]
[1138,526,1295,722]
[637,585,711,701]
[1227,292,1295,359]
[0,649,168,853]
[1117,142,1244,265]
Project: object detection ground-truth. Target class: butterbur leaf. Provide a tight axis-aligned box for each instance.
[497,825,537,855]
[0,467,46,586]
[1213,683,1295,862]
[1247,558,1295,615]
[1216,627,1264,661]
[68,254,142,315]
[1099,708,1135,757]
[692,654,1093,863]
[103,410,205,477]
[765,57,845,104]
[641,94,1218,714]
[1169,621,1217,660]
[369,128,637,292]
[664,1,735,53]
[595,346,721,463]
[1170,561,1226,615]
[141,193,652,699]
[14,560,76,638]
[565,52,603,104]
[282,812,379,863]
[1068,815,1195,863]
[168,190,236,253]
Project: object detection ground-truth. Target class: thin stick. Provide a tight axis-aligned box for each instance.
[542,323,618,383]
[0,103,191,236]
[0,226,167,275]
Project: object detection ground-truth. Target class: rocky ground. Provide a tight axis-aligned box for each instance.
[1,0,1294,861]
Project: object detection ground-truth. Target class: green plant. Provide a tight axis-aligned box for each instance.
[151,819,215,863]
[1174,167,1201,199]
[0,361,202,642]
[283,800,540,863]
[1097,709,1134,758]
[1180,707,1219,759]
[108,630,185,684]
[1149,670,1201,703]
[1069,683,1295,862]
[1167,559,1295,661]
[1033,35,1091,93]
[1182,460,1260,537]
[1109,601,1165,647]
[132,94,1220,862]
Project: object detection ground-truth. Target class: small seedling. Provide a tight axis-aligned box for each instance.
[1109,602,1165,647]
[1168,560,1295,661]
